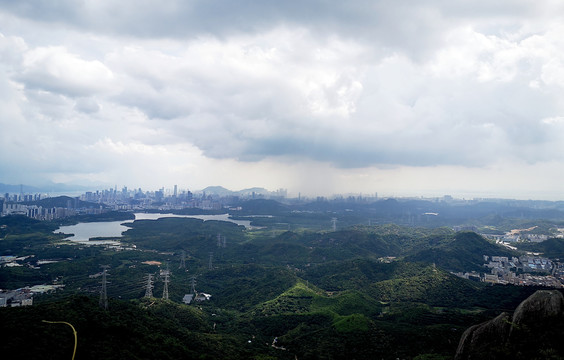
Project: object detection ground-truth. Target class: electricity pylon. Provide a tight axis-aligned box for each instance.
[99,265,110,310]
[144,274,154,298]
[179,250,186,269]
[162,270,170,300]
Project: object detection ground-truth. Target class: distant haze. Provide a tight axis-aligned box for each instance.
[1,1,564,200]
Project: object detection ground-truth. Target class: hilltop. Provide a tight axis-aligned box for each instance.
[406,231,516,271]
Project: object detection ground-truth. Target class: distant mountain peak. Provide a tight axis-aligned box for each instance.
[199,186,232,195]
[198,186,271,196]
[0,182,95,194]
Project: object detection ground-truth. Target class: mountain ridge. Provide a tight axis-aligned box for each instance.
[197,185,272,197]
[0,182,95,194]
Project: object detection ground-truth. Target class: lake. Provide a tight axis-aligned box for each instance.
[56,213,253,244]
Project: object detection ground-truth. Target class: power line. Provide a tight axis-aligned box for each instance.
[99,265,110,310]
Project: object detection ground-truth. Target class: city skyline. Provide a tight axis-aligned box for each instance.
[2,2,564,200]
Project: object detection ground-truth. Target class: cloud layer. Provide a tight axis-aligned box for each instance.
[1,1,564,198]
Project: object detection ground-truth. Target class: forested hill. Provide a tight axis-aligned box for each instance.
[220,227,514,272]
[222,197,564,233]
[516,237,564,259]
[21,195,102,209]
[405,231,517,271]
[0,214,554,359]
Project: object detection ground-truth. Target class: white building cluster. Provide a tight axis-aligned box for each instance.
[454,254,563,288]
[2,202,79,220]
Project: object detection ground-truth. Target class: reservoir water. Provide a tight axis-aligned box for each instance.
[56,213,253,244]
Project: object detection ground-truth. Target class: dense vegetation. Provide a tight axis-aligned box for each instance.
[516,237,564,259]
[0,203,559,359]
[55,210,135,225]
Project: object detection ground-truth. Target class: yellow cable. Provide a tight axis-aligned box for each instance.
[42,320,77,360]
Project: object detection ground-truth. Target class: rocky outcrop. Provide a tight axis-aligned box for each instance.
[455,290,564,360]
[511,289,564,328]
[455,312,511,360]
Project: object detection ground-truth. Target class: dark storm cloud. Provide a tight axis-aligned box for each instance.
[0,0,542,58]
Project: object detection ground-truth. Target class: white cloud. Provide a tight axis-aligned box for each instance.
[2,1,564,198]
[19,46,115,97]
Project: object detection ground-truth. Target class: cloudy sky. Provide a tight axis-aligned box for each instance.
[1,1,564,199]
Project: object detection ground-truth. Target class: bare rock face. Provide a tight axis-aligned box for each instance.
[455,290,564,360]
[455,312,511,360]
[511,289,564,328]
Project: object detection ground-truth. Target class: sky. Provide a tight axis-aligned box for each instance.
[1,1,564,199]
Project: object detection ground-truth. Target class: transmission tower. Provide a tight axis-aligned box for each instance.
[208,252,213,270]
[99,265,110,310]
[331,217,337,231]
[217,233,222,247]
[179,250,186,270]
[162,269,170,300]
[190,276,197,294]
[222,236,227,248]
[144,274,154,298]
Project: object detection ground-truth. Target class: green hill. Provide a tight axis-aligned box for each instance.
[198,264,298,311]
[366,264,481,307]
[232,199,289,215]
[304,259,483,307]
[0,214,59,234]
[121,217,246,254]
[23,195,102,209]
[516,237,564,259]
[0,215,64,255]
[253,281,321,316]
[303,258,421,291]
[405,231,516,271]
